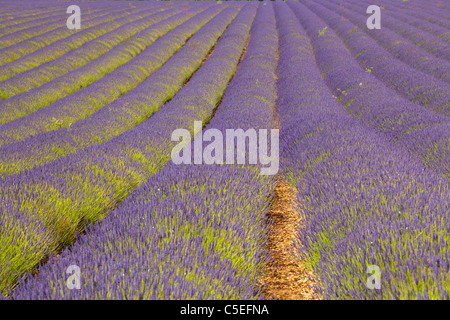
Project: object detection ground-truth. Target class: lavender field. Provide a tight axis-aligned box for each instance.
[0,0,449,300]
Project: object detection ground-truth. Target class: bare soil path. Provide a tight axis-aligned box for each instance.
[262,178,317,300]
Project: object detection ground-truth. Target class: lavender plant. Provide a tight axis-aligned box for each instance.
[0,5,184,99]
[299,0,450,113]
[276,1,450,299]
[0,7,156,81]
[10,2,278,300]
[288,1,450,182]
[0,6,108,51]
[317,0,450,82]
[0,2,254,297]
[0,5,237,176]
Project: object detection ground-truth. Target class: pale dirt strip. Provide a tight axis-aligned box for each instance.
[262,178,318,300]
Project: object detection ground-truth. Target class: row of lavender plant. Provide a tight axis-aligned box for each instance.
[275,1,450,299]
[345,0,449,42]
[0,4,182,99]
[0,5,58,19]
[298,0,450,115]
[0,7,150,80]
[0,7,62,23]
[287,1,450,181]
[0,6,117,65]
[367,0,450,27]
[9,1,277,300]
[318,0,450,83]
[0,8,69,32]
[0,2,91,23]
[0,2,157,30]
[384,0,450,24]
[404,0,450,11]
[0,4,97,36]
[0,4,220,147]
[0,2,253,297]
[0,6,109,50]
[341,0,450,60]
[1,5,74,18]
[0,5,239,177]
[0,6,202,127]
[0,4,173,67]
[352,0,449,59]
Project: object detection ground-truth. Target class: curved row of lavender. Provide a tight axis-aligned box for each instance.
[369,0,450,28]
[1,0,448,300]
[0,4,112,51]
[0,6,155,80]
[275,1,450,299]
[0,4,235,177]
[339,0,450,62]
[0,1,252,298]
[370,0,450,28]
[9,1,277,300]
[0,6,64,18]
[0,4,180,96]
[0,5,181,105]
[0,8,70,36]
[318,0,450,83]
[0,6,146,67]
[343,0,450,43]
[0,4,219,151]
[396,0,450,12]
[0,1,118,23]
[0,8,66,28]
[298,0,450,115]
[288,1,450,182]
